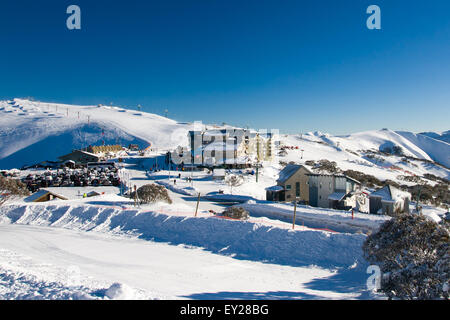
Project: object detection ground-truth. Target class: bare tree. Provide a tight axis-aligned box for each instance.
[225,174,243,195]
[0,175,30,206]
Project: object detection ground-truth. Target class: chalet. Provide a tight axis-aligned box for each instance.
[25,189,68,203]
[266,164,311,202]
[59,150,102,165]
[84,145,123,154]
[369,185,411,215]
[308,174,361,209]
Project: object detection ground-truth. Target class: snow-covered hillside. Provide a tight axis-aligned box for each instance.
[1,99,449,185]
[0,99,190,169]
[281,129,450,184]
[419,130,450,144]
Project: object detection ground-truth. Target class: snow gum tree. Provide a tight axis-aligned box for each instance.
[0,175,29,206]
[132,184,172,205]
[363,213,449,300]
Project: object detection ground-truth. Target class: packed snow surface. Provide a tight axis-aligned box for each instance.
[0,202,377,300]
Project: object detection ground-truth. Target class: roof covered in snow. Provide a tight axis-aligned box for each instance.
[370,185,411,202]
[25,189,68,202]
[266,185,284,192]
[328,192,347,201]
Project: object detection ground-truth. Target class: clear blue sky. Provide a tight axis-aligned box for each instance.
[0,0,449,134]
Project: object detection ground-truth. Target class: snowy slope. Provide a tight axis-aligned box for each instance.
[0,203,378,300]
[419,131,450,144]
[0,99,191,169]
[281,129,450,182]
[1,98,449,183]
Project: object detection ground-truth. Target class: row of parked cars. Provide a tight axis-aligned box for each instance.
[22,165,121,192]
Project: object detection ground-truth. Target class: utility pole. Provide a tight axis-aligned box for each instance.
[195,193,201,217]
[292,197,299,230]
[256,134,260,183]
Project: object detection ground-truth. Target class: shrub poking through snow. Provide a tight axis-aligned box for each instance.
[0,175,29,206]
[131,184,172,205]
[222,206,250,220]
[363,213,450,300]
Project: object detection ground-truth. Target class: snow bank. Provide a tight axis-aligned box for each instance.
[105,283,136,300]
[239,202,389,234]
[0,266,97,300]
[0,204,366,269]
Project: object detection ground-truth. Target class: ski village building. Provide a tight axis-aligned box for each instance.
[369,185,411,215]
[25,189,68,203]
[186,128,275,168]
[266,164,311,203]
[308,173,361,209]
[59,150,102,165]
[58,145,124,165]
[267,165,362,210]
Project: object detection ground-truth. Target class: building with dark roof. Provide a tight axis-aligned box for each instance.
[307,173,361,209]
[266,164,311,202]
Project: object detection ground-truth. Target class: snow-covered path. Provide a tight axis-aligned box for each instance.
[0,224,371,300]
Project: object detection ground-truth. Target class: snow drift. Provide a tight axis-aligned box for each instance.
[0,204,366,269]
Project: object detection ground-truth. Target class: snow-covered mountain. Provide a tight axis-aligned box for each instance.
[0,99,190,169]
[1,99,449,184]
[280,128,450,183]
[419,131,450,144]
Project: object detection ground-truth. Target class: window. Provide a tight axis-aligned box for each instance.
[286,185,291,190]
[295,182,300,197]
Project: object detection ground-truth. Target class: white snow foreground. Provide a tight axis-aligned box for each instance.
[0,249,152,300]
[0,204,366,268]
[0,203,379,300]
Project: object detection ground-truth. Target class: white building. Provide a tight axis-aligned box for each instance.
[369,185,411,215]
